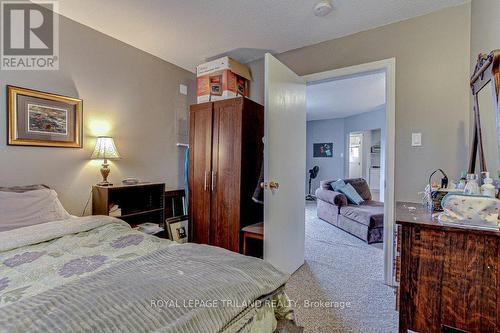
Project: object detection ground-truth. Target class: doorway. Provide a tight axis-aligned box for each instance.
[346,129,383,201]
[302,59,395,286]
[263,56,396,286]
[348,132,364,178]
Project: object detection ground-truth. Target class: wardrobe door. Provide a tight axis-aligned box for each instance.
[211,99,242,252]
[189,103,213,245]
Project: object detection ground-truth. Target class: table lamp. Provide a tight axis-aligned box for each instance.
[91,136,120,186]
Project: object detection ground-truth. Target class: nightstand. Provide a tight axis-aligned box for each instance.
[92,183,166,237]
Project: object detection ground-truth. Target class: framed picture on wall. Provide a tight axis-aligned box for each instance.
[313,143,333,157]
[7,85,83,148]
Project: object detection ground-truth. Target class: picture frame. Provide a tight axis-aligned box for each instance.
[7,85,83,148]
[165,215,188,243]
[313,143,333,158]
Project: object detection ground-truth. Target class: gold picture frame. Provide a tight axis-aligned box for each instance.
[7,85,83,148]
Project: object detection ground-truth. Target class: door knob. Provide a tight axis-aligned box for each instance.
[260,181,280,190]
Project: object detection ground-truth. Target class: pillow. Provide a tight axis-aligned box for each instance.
[0,184,50,193]
[331,179,346,191]
[0,189,71,232]
[320,180,336,190]
[345,178,372,201]
[337,183,364,205]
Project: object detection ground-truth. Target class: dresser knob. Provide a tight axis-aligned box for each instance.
[414,228,421,241]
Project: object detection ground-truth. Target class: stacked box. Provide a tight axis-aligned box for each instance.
[196,57,251,103]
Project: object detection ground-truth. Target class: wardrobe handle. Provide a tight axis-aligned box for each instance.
[204,171,208,191]
[211,171,216,192]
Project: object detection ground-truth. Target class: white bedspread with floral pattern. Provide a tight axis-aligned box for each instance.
[0,216,292,333]
[0,216,170,306]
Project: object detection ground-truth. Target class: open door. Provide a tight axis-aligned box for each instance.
[348,133,363,178]
[263,54,306,274]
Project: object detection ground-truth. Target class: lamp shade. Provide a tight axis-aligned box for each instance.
[91,136,120,160]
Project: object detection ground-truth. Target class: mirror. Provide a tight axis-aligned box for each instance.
[478,81,499,175]
[468,50,500,175]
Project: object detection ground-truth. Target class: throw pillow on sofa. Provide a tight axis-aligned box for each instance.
[331,179,346,191]
[337,183,364,205]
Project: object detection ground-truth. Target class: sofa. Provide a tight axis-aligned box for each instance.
[315,178,384,244]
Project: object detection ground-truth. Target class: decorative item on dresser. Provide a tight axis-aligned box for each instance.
[92,183,166,237]
[396,202,500,333]
[189,97,264,253]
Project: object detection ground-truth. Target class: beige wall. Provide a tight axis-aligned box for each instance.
[0,15,195,215]
[471,0,500,67]
[249,4,471,202]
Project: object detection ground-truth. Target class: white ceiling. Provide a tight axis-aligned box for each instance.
[306,71,386,121]
[56,0,469,73]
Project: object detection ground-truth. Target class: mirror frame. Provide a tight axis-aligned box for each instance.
[468,50,500,174]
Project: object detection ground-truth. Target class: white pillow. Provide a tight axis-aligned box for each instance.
[0,189,72,232]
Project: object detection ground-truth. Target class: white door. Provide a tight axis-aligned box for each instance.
[263,54,306,274]
[348,133,363,178]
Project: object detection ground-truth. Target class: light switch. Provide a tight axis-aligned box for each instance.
[412,133,422,147]
[179,84,187,95]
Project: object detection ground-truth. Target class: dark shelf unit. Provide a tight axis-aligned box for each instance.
[92,183,165,228]
[164,189,186,219]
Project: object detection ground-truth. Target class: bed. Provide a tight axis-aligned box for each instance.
[0,186,296,333]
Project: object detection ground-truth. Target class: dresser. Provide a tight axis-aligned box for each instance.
[189,97,264,252]
[396,202,500,333]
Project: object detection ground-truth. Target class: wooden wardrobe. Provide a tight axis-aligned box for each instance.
[188,97,264,252]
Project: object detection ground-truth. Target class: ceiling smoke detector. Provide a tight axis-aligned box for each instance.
[314,0,334,17]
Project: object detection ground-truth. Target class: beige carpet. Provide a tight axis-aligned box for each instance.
[284,202,398,333]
